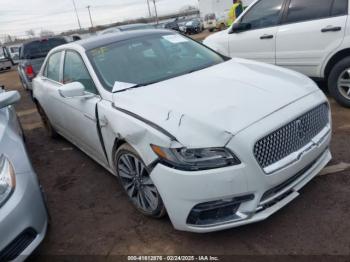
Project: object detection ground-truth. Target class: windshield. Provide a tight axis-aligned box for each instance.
[10,47,19,53]
[87,33,225,92]
[205,14,216,21]
[23,38,66,59]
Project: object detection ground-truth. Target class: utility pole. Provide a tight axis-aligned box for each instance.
[152,0,159,25]
[71,0,82,30]
[146,0,152,18]
[87,5,94,28]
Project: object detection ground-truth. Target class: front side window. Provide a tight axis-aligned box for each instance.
[45,51,62,82]
[241,0,285,30]
[63,51,97,94]
[87,33,225,92]
[285,0,333,24]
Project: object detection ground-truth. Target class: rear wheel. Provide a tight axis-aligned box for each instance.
[36,103,59,138]
[114,144,166,218]
[328,57,350,108]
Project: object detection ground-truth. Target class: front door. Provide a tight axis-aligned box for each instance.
[57,50,107,165]
[228,0,285,64]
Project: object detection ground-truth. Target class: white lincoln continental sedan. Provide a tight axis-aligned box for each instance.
[33,30,332,233]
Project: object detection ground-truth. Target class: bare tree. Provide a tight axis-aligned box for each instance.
[26,29,35,37]
[5,35,13,43]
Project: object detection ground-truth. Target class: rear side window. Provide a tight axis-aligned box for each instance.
[285,0,333,23]
[332,0,348,16]
[45,52,62,82]
[22,38,66,59]
[241,0,285,30]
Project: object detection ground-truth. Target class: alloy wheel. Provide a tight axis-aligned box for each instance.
[337,69,350,100]
[117,153,160,213]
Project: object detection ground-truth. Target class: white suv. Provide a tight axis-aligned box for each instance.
[204,0,350,107]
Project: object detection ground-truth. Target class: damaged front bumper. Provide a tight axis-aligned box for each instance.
[151,148,331,233]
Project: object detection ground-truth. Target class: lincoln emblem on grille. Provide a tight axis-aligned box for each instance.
[296,119,306,140]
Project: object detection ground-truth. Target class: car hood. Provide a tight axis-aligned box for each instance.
[112,58,318,148]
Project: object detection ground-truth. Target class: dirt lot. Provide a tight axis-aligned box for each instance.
[1,68,350,260]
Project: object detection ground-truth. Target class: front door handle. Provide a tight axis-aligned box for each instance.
[321,26,342,33]
[260,34,274,40]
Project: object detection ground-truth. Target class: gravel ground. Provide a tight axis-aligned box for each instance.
[0,67,349,260]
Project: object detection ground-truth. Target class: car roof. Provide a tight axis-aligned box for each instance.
[77,29,174,51]
[118,23,153,30]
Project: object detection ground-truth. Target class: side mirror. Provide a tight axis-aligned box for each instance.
[229,23,251,34]
[58,82,85,98]
[0,91,21,109]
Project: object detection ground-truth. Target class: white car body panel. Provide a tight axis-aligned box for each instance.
[204,0,350,79]
[33,32,331,232]
[276,15,348,77]
[228,26,278,64]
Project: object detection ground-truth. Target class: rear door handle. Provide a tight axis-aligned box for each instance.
[260,34,274,40]
[321,26,342,33]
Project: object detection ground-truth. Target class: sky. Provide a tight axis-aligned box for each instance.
[0,0,198,37]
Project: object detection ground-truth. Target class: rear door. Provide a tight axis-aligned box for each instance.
[227,0,286,64]
[37,51,66,129]
[276,0,348,77]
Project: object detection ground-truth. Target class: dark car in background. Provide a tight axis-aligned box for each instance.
[184,19,203,35]
[164,20,181,32]
[17,37,67,93]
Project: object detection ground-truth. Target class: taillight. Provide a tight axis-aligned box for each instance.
[25,65,35,78]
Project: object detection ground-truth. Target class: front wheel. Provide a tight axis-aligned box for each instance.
[328,57,350,108]
[114,144,166,218]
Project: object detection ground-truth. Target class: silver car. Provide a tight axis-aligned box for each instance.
[0,89,47,261]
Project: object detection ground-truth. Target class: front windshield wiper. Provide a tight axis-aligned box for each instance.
[112,81,156,93]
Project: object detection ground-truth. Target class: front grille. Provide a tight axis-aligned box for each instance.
[0,228,37,261]
[254,103,329,169]
[260,156,318,202]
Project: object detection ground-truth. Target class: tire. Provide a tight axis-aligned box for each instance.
[114,144,166,218]
[328,57,350,108]
[35,103,59,138]
[209,28,214,32]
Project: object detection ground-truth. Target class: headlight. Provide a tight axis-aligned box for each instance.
[151,145,241,171]
[0,155,16,207]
